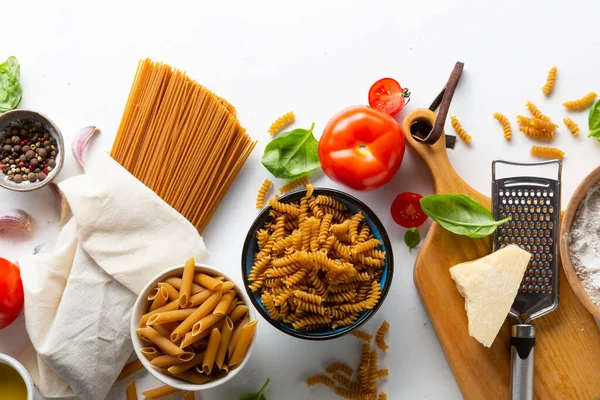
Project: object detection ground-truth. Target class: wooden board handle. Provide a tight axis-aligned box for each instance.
[402,108,473,195]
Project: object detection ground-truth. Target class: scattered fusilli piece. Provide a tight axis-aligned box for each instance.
[256,179,272,209]
[525,101,551,122]
[268,111,295,135]
[541,66,557,96]
[375,321,390,352]
[519,126,554,140]
[326,362,354,377]
[350,330,373,342]
[306,375,336,388]
[378,394,387,400]
[279,176,310,194]
[516,115,557,132]
[492,112,512,140]
[563,117,580,136]
[563,92,597,110]
[450,115,472,143]
[530,146,565,159]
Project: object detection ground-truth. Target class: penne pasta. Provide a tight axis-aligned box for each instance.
[117,359,144,381]
[228,315,250,357]
[179,257,196,307]
[194,273,223,291]
[147,287,160,301]
[192,313,225,336]
[170,291,223,341]
[214,291,236,315]
[202,328,221,375]
[180,320,225,348]
[221,281,236,292]
[137,327,185,355]
[158,282,180,301]
[188,289,215,308]
[140,347,161,361]
[150,353,195,367]
[219,364,229,374]
[215,317,234,369]
[147,309,197,325]
[229,320,257,367]
[125,380,137,400]
[184,391,195,400]
[141,385,180,399]
[170,371,210,384]
[167,353,205,375]
[153,324,173,339]
[140,300,179,327]
[164,277,204,294]
[229,305,248,324]
[225,297,238,315]
[150,286,169,311]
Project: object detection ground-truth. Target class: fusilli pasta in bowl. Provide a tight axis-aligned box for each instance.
[242,187,393,340]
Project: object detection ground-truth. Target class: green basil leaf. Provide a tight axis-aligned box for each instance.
[261,123,320,179]
[239,378,270,400]
[404,227,421,251]
[0,56,22,113]
[588,100,600,140]
[420,194,510,238]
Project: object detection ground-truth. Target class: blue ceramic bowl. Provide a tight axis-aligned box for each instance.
[241,188,393,340]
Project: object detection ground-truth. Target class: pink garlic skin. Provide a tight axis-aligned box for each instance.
[0,209,32,231]
[72,126,100,169]
[49,182,71,227]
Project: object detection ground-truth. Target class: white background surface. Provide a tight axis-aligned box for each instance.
[1,1,600,399]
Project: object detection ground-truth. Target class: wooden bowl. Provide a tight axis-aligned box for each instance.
[560,165,600,320]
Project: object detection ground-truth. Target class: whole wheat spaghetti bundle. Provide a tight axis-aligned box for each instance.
[111,59,257,233]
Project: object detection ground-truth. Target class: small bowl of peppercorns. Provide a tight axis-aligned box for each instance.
[0,109,64,192]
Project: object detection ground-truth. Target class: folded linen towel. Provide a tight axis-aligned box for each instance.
[17,152,208,399]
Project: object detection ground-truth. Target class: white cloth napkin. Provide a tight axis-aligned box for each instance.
[17,152,208,399]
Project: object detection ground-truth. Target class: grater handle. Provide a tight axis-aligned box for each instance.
[510,324,535,400]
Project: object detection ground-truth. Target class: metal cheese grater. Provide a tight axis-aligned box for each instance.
[491,160,562,400]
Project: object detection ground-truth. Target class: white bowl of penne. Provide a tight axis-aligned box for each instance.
[131,258,258,391]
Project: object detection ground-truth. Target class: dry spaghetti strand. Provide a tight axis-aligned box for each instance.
[542,66,557,96]
[110,59,257,233]
[450,115,472,143]
[530,146,565,159]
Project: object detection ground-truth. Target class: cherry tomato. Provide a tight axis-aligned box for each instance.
[391,192,428,228]
[0,258,24,329]
[319,106,405,191]
[368,78,410,116]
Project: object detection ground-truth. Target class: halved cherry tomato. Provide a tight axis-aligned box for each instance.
[319,106,405,191]
[391,192,427,228]
[368,78,410,116]
[0,258,24,329]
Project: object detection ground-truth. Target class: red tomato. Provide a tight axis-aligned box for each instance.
[391,192,428,228]
[368,78,410,116]
[318,106,405,191]
[0,258,24,329]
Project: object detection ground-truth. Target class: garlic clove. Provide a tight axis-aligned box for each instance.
[0,209,33,231]
[72,126,100,169]
[49,182,72,227]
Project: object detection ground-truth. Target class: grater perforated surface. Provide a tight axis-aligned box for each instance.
[492,161,561,323]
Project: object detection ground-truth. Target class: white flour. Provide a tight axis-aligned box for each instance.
[569,182,600,306]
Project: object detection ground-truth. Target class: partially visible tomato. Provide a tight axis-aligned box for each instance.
[0,258,24,329]
[391,192,428,228]
[368,78,410,116]
[319,106,406,191]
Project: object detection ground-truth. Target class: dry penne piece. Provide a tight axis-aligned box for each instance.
[125,380,137,400]
[173,371,211,384]
[137,327,185,355]
[167,353,205,375]
[179,257,196,307]
[147,287,160,301]
[164,277,205,294]
[221,281,236,292]
[170,291,223,341]
[150,286,169,311]
[140,347,161,361]
[194,273,224,291]
[214,291,236,315]
[202,328,221,374]
[192,313,225,336]
[215,317,234,370]
[153,324,174,339]
[188,289,216,308]
[184,391,195,400]
[140,300,179,326]
[228,315,250,356]
[117,359,144,381]
[141,385,180,399]
[150,353,195,367]
[229,305,249,323]
[158,282,180,301]
[226,298,239,315]
[147,309,197,325]
[229,320,258,367]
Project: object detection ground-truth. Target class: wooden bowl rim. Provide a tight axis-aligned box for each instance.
[560,164,600,321]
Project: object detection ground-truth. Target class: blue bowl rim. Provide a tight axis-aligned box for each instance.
[241,187,394,340]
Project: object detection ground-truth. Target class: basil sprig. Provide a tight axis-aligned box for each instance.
[262,124,320,179]
[0,56,22,113]
[420,194,510,238]
[239,378,270,400]
[588,100,600,140]
[404,228,421,251]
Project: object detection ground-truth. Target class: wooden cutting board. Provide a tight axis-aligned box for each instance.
[403,109,600,400]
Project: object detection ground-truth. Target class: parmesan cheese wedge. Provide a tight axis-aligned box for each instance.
[449,245,531,347]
